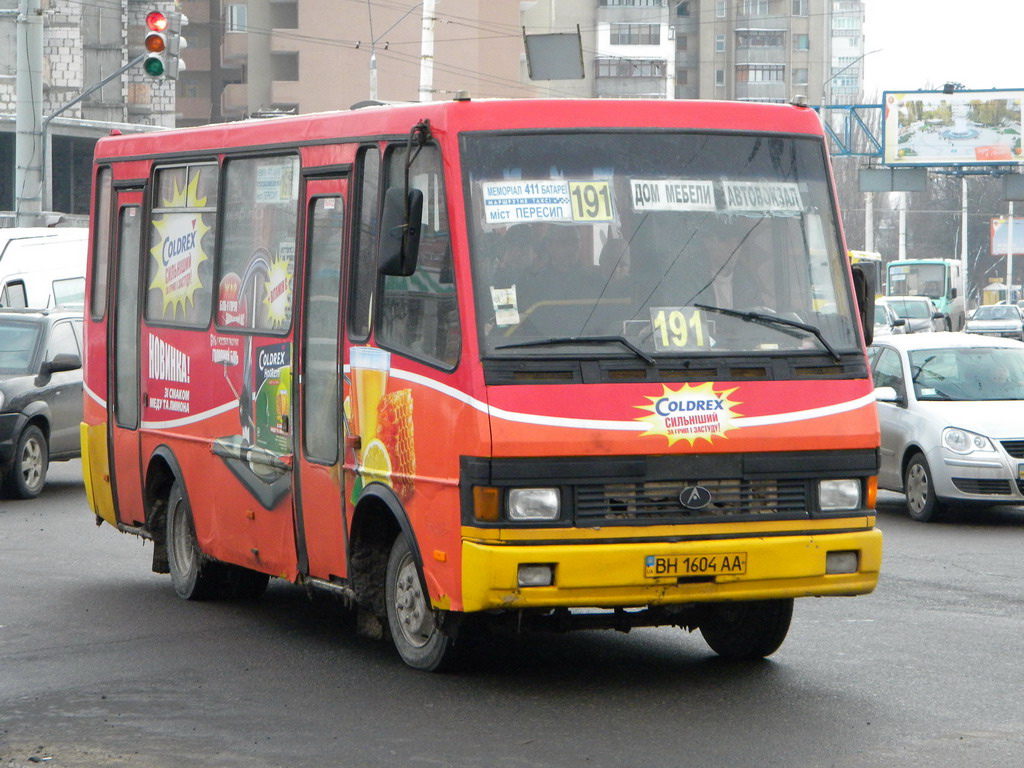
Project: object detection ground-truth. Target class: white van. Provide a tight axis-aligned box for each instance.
[0,228,88,309]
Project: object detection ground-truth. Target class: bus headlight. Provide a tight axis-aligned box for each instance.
[507,488,560,521]
[819,479,860,511]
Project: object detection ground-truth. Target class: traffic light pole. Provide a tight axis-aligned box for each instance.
[38,53,147,214]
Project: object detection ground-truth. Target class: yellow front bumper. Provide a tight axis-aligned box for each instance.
[460,526,882,612]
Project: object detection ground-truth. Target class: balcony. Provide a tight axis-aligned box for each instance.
[222,31,248,65]
[221,83,248,117]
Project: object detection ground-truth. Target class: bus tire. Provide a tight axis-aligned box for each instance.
[385,533,457,671]
[166,480,223,600]
[4,425,48,499]
[699,598,793,660]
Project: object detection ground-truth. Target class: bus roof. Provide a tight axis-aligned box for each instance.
[94,98,827,164]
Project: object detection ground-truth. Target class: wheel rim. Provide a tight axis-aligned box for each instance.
[393,553,434,649]
[906,462,929,516]
[19,435,44,491]
[170,499,196,574]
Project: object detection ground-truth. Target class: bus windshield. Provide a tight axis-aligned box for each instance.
[463,131,859,360]
[889,262,946,299]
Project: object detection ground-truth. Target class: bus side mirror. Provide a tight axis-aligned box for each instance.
[378,187,423,277]
[851,263,875,346]
[950,287,957,299]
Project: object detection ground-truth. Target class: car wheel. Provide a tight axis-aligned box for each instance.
[4,425,49,499]
[699,598,793,660]
[904,452,944,522]
[385,533,458,671]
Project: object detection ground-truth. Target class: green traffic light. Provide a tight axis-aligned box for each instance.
[143,55,165,77]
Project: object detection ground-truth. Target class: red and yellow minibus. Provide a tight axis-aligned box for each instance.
[82,97,882,670]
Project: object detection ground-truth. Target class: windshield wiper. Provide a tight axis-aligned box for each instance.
[693,303,841,363]
[495,335,657,366]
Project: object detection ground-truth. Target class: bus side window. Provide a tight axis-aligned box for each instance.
[145,163,218,328]
[348,146,380,341]
[377,144,461,369]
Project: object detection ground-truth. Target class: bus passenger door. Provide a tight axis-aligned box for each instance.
[108,192,146,526]
[295,179,349,580]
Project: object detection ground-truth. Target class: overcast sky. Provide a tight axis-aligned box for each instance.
[862,0,1023,97]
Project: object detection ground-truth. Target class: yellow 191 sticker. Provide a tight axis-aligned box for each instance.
[650,307,708,351]
[569,181,614,222]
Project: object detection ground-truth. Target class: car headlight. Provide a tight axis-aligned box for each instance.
[507,488,560,521]
[942,427,997,455]
[818,479,861,511]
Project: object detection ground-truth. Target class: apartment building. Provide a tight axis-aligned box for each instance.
[2,0,864,222]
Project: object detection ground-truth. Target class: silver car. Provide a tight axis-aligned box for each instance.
[869,332,1024,521]
[965,303,1024,340]
[882,296,944,333]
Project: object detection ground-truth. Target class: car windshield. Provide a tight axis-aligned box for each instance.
[972,305,1019,321]
[0,319,42,374]
[910,346,1024,401]
[463,131,859,361]
[874,305,889,324]
[887,299,931,319]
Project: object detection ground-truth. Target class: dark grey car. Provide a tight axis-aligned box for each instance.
[0,308,83,498]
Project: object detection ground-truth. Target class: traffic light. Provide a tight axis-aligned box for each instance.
[143,10,168,77]
[141,10,187,79]
[165,12,188,80]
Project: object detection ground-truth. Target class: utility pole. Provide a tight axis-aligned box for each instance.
[15,0,44,226]
[418,0,435,102]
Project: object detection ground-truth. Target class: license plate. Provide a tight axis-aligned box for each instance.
[644,553,747,578]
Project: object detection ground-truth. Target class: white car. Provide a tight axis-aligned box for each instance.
[869,332,1024,521]
[872,300,907,337]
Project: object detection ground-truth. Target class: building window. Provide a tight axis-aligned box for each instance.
[737,30,784,47]
[716,1,726,18]
[600,0,667,5]
[736,64,785,82]
[676,35,688,51]
[596,58,667,77]
[833,16,860,30]
[715,34,726,52]
[225,3,247,32]
[793,33,809,51]
[609,23,661,45]
[715,68,726,86]
[738,0,769,15]
[675,1,690,15]
[792,67,808,85]
[793,0,808,15]
[676,68,689,85]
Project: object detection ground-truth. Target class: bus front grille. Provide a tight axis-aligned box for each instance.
[575,478,808,523]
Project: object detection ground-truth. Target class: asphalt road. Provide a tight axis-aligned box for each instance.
[2,461,1024,767]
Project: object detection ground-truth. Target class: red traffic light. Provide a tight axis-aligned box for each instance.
[146,11,168,32]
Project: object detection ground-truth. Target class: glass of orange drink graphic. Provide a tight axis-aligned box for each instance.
[349,346,391,448]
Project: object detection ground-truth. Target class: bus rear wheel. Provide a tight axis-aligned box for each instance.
[698,598,793,660]
[166,481,222,600]
[165,480,269,601]
[385,533,457,671]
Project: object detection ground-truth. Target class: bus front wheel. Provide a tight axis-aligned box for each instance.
[385,533,457,671]
[698,598,793,660]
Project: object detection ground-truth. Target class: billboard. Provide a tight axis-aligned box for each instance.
[882,89,1024,166]
[991,216,1024,255]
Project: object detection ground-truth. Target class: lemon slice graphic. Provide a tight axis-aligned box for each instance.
[361,438,392,486]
